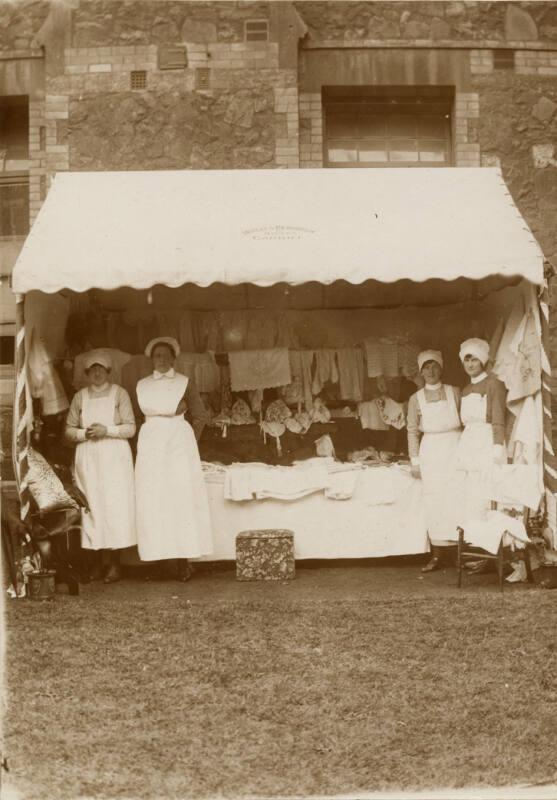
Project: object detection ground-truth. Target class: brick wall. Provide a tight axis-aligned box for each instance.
[515,49,557,76]
[56,39,295,173]
[299,93,323,168]
[454,92,481,167]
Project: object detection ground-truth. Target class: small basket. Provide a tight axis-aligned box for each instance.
[27,570,57,601]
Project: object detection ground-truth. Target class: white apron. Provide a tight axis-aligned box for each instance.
[74,385,137,551]
[417,386,462,546]
[454,391,494,526]
[135,373,213,561]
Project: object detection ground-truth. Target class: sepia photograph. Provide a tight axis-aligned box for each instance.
[1,0,557,798]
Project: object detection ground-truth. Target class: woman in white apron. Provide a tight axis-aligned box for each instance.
[454,338,507,529]
[407,350,462,572]
[65,351,136,583]
[135,337,213,580]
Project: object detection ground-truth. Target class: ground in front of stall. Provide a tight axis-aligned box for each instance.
[3,559,557,800]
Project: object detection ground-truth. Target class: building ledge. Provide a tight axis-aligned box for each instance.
[303,39,557,52]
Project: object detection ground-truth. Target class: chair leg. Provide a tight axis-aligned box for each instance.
[457,528,463,588]
[497,544,504,592]
[1,526,19,590]
[524,547,535,584]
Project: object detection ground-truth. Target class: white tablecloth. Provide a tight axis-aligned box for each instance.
[202,464,428,560]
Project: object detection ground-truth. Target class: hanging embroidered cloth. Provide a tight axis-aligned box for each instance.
[376,396,406,430]
[229,348,291,392]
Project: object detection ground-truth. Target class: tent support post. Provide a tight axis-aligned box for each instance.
[539,278,557,546]
[12,293,32,521]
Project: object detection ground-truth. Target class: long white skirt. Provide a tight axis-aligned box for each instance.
[420,430,462,546]
[135,416,213,561]
[454,422,494,527]
[75,438,136,551]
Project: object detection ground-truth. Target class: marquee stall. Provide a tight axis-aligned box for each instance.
[10,167,555,561]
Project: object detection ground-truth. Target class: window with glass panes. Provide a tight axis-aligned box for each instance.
[0,175,29,236]
[0,96,30,237]
[324,88,453,168]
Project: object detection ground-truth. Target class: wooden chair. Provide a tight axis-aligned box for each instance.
[456,504,535,592]
[30,505,83,596]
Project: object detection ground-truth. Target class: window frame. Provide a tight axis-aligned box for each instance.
[323,89,454,169]
[0,171,30,239]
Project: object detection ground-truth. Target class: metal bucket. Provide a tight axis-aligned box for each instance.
[27,570,57,601]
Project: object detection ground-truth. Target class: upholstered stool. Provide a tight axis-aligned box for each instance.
[235,529,295,581]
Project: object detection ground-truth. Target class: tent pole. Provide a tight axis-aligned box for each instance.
[12,294,32,521]
[539,278,557,545]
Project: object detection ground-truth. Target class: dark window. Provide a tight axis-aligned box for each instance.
[0,96,29,161]
[130,71,147,90]
[0,174,29,236]
[245,20,269,42]
[493,50,514,70]
[0,335,15,364]
[324,87,453,168]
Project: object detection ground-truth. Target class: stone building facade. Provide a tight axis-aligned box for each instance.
[1,0,557,431]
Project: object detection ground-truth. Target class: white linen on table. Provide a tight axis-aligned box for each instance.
[205,464,428,560]
[224,462,330,501]
[324,470,361,500]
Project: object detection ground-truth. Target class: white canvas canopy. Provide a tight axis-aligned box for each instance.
[9,165,556,546]
[11,167,544,294]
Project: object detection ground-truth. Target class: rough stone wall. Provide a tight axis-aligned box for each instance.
[68,86,277,171]
[295,1,557,44]
[57,44,294,172]
[24,1,300,183]
[473,65,557,436]
[475,72,557,266]
[0,0,49,54]
[71,1,270,47]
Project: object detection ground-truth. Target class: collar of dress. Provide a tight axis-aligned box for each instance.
[471,372,488,385]
[153,368,176,380]
[89,382,110,394]
[424,382,442,391]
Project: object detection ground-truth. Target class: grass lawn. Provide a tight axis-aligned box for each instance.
[3,566,557,799]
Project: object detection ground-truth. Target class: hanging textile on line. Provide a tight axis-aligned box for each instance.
[229,348,291,392]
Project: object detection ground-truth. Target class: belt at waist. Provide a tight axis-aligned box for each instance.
[422,428,461,435]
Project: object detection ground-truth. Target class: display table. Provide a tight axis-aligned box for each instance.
[201,464,428,560]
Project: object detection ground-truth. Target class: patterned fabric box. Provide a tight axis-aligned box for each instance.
[236,529,295,581]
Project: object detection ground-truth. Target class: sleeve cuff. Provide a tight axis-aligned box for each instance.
[77,429,87,442]
[411,457,420,466]
[106,426,120,437]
